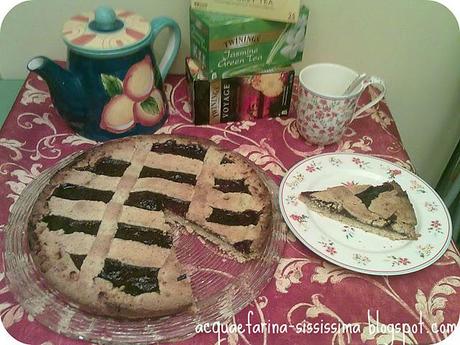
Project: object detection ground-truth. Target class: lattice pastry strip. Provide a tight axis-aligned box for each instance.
[78,139,150,283]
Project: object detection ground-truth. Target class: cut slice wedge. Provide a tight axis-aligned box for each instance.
[164,211,251,263]
[299,181,419,240]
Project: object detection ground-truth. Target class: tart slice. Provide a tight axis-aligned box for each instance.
[299,181,419,240]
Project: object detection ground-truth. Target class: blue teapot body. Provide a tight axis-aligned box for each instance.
[28,7,181,141]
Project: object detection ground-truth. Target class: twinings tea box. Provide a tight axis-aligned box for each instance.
[186,57,294,125]
[190,6,309,80]
[191,0,301,23]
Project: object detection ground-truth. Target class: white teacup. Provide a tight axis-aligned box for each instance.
[296,63,386,145]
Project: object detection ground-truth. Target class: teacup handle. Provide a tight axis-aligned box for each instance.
[150,17,181,81]
[352,76,386,120]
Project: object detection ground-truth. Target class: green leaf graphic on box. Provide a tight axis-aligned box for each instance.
[101,74,123,97]
[141,97,159,114]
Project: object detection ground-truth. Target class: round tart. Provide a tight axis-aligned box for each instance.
[28,135,272,319]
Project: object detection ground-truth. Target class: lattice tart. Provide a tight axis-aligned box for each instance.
[28,135,272,319]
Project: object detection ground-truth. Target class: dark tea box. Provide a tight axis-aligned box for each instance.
[185,57,294,125]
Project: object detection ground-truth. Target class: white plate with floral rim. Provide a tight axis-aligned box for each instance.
[279,153,452,276]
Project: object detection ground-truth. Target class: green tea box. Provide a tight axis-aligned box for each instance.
[190,6,309,80]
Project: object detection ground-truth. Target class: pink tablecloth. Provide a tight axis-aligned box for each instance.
[0,74,459,345]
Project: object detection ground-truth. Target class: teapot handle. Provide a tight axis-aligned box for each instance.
[150,17,181,81]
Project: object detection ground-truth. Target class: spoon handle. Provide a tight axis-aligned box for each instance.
[343,73,367,95]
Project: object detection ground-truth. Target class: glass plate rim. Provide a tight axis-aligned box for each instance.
[4,146,286,344]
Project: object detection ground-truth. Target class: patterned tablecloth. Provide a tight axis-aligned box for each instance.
[0,73,459,345]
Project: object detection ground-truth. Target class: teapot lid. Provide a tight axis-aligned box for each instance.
[62,6,151,57]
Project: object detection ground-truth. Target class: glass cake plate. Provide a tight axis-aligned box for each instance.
[4,150,286,344]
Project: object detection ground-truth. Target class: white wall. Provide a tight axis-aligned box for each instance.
[0,0,191,77]
[0,0,459,186]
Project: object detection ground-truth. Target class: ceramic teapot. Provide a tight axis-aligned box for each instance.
[27,6,181,141]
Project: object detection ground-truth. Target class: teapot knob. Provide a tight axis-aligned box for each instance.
[90,6,123,32]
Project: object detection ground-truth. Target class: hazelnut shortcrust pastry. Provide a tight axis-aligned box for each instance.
[28,135,272,319]
[299,182,418,240]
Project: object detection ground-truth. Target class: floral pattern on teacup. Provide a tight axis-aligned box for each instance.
[296,88,359,145]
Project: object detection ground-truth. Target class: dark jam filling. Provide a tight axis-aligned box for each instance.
[115,223,173,248]
[97,258,160,296]
[177,274,187,281]
[42,214,101,235]
[69,254,86,270]
[124,191,190,217]
[313,199,340,211]
[139,166,197,185]
[151,140,207,161]
[52,183,114,203]
[220,156,234,165]
[214,178,251,194]
[388,214,397,223]
[314,199,397,228]
[206,208,260,226]
[355,183,394,207]
[75,157,131,177]
[233,240,253,254]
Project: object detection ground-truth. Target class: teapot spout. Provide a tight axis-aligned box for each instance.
[27,56,88,127]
